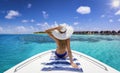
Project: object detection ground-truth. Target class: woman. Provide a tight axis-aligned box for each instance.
[45,24,78,68]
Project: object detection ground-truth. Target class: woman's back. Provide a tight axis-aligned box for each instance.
[56,40,67,54]
[58,40,67,49]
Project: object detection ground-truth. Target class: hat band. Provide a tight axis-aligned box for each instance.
[59,30,66,33]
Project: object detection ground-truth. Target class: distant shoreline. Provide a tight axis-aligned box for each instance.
[34,32,45,34]
[34,30,120,35]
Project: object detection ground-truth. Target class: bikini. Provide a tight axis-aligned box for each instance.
[55,51,67,58]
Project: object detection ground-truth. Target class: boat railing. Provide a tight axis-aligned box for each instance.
[14,51,50,73]
[74,52,108,71]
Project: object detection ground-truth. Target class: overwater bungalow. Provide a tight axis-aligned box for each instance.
[100,31,112,35]
[111,30,117,35]
[118,30,120,35]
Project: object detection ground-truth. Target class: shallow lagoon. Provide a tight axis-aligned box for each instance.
[0,34,120,72]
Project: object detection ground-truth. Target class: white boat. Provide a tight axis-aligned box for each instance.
[4,50,120,73]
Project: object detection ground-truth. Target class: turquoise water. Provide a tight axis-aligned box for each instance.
[0,34,120,72]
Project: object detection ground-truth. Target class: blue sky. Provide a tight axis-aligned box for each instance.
[0,0,120,34]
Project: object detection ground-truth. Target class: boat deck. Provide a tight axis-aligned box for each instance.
[4,50,120,73]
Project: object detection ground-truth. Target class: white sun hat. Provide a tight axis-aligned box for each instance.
[52,24,74,40]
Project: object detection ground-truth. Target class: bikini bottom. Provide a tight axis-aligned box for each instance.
[55,51,67,58]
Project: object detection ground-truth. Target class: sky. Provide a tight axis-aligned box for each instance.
[0,0,120,34]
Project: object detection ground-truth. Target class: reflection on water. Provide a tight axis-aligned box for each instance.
[20,34,120,43]
[71,35,120,43]
[19,35,54,44]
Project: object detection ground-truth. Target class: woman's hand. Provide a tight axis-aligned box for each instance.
[45,26,62,33]
[71,63,78,68]
[56,26,63,31]
[57,26,63,30]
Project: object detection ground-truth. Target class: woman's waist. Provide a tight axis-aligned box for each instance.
[56,48,67,54]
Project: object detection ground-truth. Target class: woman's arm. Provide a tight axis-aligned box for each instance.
[45,27,59,33]
[45,26,62,41]
[66,39,78,68]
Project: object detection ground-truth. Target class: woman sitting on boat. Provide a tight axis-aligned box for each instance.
[45,24,78,68]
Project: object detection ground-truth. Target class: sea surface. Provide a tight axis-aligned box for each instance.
[0,34,120,72]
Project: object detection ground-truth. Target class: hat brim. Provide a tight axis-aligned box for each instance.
[52,26,74,40]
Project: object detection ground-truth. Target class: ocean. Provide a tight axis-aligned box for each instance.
[0,34,120,73]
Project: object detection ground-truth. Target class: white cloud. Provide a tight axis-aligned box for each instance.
[30,19,35,22]
[76,6,91,14]
[101,15,105,18]
[36,22,59,31]
[15,26,27,33]
[109,19,113,22]
[73,22,79,25]
[22,20,28,23]
[40,22,71,31]
[42,11,49,19]
[37,22,50,30]
[115,10,120,15]
[36,23,41,26]
[0,26,3,32]
[5,10,20,19]
[21,19,35,23]
[0,25,40,34]
[51,21,59,27]
[28,3,32,8]
[15,26,39,34]
[41,22,50,30]
[0,22,83,34]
